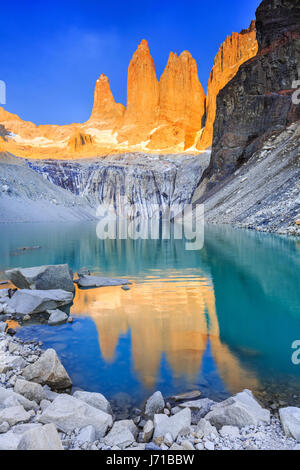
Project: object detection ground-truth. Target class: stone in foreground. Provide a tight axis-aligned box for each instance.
[104,420,137,449]
[47,309,68,326]
[153,407,191,440]
[0,405,31,426]
[179,398,216,424]
[78,275,130,288]
[14,379,46,404]
[205,390,270,429]
[38,395,113,438]
[0,385,37,410]
[145,391,165,418]
[142,420,154,443]
[7,289,73,316]
[76,425,96,444]
[196,418,218,438]
[73,390,112,415]
[22,348,72,390]
[18,423,63,450]
[220,425,240,438]
[0,431,22,450]
[279,407,300,440]
[5,265,75,293]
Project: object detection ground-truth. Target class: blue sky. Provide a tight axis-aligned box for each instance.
[1,0,261,125]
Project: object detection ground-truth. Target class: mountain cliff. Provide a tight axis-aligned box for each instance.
[149,50,205,151]
[0,31,256,157]
[89,74,125,127]
[197,21,258,150]
[193,0,300,235]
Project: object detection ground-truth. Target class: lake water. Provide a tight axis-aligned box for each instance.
[0,222,300,413]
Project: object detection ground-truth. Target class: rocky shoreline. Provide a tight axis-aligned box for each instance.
[0,330,299,451]
[0,264,300,451]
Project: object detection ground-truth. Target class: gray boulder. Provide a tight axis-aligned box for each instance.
[0,386,37,410]
[0,424,41,450]
[142,420,154,443]
[5,265,74,293]
[0,431,22,450]
[205,390,270,429]
[179,398,216,424]
[279,407,300,440]
[153,407,191,440]
[0,422,10,434]
[18,423,63,450]
[77,268,90,278]
[76,425,96,443]
[7,289,73,316]
[40,399,51,411]
[14,378,46,403]
[38,395,113,438]
[195,418,219,438]
[43,386,60,402]
[0,289,9,298]
[47,309,68,326]
[73,390,112,415]
[22,348,72,390]
[220,425,240,438]
[104,420,137,449]
[78,276,130,288]
[145,391,165,418]
[0,405,31,426]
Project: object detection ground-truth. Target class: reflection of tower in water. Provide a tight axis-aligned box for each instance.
[72,272,259,393]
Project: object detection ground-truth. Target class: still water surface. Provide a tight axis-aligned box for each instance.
[0,223,299,409]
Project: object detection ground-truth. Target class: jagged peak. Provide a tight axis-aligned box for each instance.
[138,39,150,52]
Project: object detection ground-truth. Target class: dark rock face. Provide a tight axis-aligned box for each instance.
[197,0,300,198]
[256,0,300,49]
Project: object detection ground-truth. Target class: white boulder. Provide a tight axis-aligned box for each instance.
[73,390,112,415]
[104,420,137,449]
[76,425,96,444]
[47,309,68,326]
[0,405,31,426]
[145,391,165,417]
[279,407,300,440]
[153,407,191,440]
[205,390,270,429]
[38,395,113,438]
[18,423,63,450]
[22,348,72,390]
[14,378,46,403]
[0,385,37,410]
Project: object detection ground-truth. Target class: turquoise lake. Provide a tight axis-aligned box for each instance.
[0,222,299,412]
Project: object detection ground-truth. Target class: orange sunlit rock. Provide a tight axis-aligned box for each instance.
[89,74,125,128]
[149,51,205,151]
[197,21,258,150]
[67,132,94,153]
[0,27,258,156]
